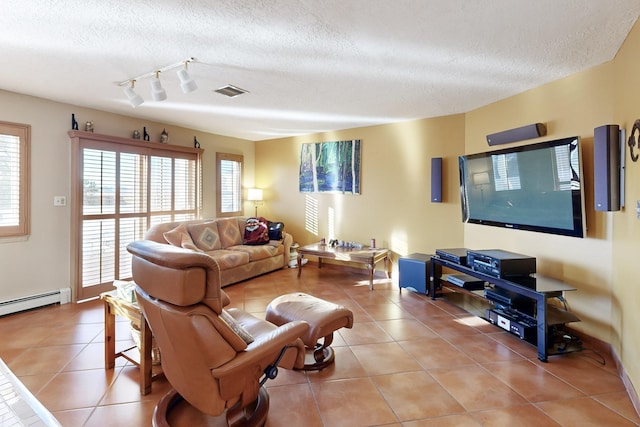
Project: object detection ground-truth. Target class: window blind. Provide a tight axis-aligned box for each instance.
[0,134,21,227]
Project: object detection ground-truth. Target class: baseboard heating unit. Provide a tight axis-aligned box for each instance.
[0,288,71,317]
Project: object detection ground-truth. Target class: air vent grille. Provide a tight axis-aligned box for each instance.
[214,85,249,98]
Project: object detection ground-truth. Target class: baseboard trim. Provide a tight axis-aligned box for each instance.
[565,326,639,417]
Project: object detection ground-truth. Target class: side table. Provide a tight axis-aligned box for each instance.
[100,290,162,395]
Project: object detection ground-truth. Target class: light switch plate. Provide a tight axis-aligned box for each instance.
[54,196,66,207]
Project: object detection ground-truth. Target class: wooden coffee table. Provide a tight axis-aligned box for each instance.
[297,243,391,290]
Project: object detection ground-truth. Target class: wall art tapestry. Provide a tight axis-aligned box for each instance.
[299,139,361,194]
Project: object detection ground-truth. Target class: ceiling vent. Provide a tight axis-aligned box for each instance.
[214,85,248,98]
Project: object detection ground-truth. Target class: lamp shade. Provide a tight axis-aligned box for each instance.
[247,188,263,201]
[472,172,490,185]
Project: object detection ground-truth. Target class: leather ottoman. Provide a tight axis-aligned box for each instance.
[266,292,353,371]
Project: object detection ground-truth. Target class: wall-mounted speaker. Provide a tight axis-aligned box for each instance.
[594,124,623,211]
[486,123,547,146]
[431,157,442,203]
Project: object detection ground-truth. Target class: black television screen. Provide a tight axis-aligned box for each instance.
[459,136,585,238]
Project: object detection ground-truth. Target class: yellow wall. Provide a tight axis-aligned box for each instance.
[0,90,255,302]
[613,19,640,398]
[256,114,466,261]
[256,20,640,402]
[464,63,617,342]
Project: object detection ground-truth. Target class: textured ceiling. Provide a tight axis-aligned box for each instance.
[1,1,639,141]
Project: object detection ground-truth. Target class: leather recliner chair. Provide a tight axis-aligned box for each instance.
[127,240,309,427]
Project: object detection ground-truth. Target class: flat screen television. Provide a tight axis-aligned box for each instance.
[459,136,585,238]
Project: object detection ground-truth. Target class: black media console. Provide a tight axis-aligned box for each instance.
[429,256,578,362]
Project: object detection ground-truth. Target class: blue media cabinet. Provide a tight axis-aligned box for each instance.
[398,253,440,294]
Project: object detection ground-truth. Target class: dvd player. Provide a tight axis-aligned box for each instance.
[435,248,470,266]
[487,308,536,341]
[467,249,536,279]
[484,287,536,319]
[446,274,485,290]
[484,287,524,306]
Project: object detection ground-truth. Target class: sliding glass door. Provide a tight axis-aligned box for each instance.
[70,132,201,301]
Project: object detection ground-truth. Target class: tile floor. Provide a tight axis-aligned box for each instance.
[0,264,639,426]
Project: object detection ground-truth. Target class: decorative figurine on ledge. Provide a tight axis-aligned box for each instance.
[160,128,169,143]
[143,127,150,141]
[132,129,141,139]
[85,121,94,132]
[71,113,79,130]
[193,136,200,148]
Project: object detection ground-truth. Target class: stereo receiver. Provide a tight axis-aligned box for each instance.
[467,249,536,279]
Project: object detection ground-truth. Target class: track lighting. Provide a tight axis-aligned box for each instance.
[117,57,197,105]
[123,80,144,107]
[177,61,197,93]
[150,71,167,101]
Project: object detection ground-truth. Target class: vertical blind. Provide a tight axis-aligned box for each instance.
[74,134,201,299]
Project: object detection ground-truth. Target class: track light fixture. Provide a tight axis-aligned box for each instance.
[123,80,144,107]
[150,71,167,101]
[117,57,197,105]
[177,61,197,93]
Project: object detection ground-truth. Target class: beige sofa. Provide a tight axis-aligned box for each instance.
[144,217,292,287]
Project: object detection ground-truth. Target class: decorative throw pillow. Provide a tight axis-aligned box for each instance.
[219,309,254,344]
[243,217,269,245]
[163,223,202,252]
[217,218,243,248]
[267,220,284,240]
[188,221,221,251]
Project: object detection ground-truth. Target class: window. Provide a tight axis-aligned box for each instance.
[216,153,243,217]
[0,122,30,238]
[553,144,580,190]
[492,153,521,191]
[71,132,201,300]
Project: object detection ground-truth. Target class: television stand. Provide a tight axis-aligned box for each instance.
[429,256,578,362]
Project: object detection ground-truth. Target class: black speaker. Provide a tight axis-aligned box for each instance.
[486,123,547,146]
[431,157,442,203]
[594,124,621,211]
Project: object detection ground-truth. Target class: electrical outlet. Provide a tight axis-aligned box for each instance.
[54,196,66,207]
